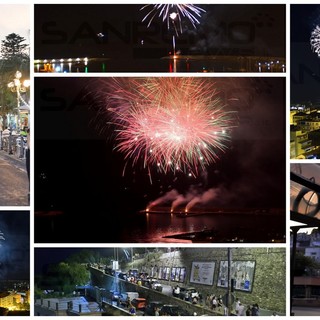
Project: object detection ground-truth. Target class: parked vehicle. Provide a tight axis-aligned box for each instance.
[144,301,165,316]
[179,286,199,300]
[142,278,163,292]
[109,290,121,301]
[131,297,147,310]
[159,304,191,316]
[119,291,139,307]
[105,267,115,276]
[150,279,163,292]
[117,272,127,280]
[128,268,139,277]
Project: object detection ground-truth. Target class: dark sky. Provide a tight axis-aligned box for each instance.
[291,4,320,103]
[35,248,84,275]
[34,248,81,275]
[34,76,285,243]
[0,211,29,280]
[35,248,120,275]
[34,3,285,71]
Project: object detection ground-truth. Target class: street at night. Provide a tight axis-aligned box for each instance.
[34,247,286,316]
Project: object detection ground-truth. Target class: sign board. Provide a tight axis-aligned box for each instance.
[190,261,215,285]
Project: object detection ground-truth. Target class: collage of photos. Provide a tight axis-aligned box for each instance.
[3,1,320,318]
[32,2,288,318]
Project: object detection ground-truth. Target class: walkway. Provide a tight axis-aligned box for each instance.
[0,150,29,206]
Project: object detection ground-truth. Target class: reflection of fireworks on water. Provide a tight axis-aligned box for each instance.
[104,78,237,179]
[140,4,206,35]
[311,25,320,57]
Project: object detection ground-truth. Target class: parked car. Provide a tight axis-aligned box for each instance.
[144,301,165,316]
[150,279,163,292]
[119,291,139,307]
[159,304,191,316]
[142,279,152,288]
[118,272,127,280]
[109,290,122,301]
[105,267,115,276]
[131,297,147,310]
[128,268,139,277]
[179,286,199,300]
[142,278,163,292]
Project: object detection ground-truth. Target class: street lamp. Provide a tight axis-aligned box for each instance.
[8,70,30,131]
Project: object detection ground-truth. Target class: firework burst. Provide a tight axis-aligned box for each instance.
[101,78,237,179]
[311,25,320,57]
[140,4,206,35]
[0,230,5,245]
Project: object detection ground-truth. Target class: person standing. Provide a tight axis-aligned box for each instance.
[235,298,241,315]
[211,295,217,310]
[251,303,260,316]
[246,305,252,316]
[237,302,245,316]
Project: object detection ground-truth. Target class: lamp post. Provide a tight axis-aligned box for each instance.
[8,70,30,132]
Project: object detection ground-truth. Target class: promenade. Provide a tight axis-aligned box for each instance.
[0,150,29,206]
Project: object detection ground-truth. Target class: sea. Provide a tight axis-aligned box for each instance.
[35,209,285,244]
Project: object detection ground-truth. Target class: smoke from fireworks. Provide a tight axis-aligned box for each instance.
[102,77,237,179]
[140,4,206,35]
[311,25,320,57]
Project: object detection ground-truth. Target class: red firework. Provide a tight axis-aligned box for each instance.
[102,77,237,178]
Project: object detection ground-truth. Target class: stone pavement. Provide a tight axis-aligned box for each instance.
[0,150,29,206]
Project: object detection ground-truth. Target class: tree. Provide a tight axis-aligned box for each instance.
[0,33,30,125]
[293,252,320,276]
[37,261,90,295]
[0,33,29,71]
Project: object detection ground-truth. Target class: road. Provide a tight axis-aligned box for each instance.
[0,150,29,206]
[292,306,320,316]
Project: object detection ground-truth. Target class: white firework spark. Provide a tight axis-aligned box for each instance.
[310,25,320,57]
[140,4,206,35]
[0,230,5,245]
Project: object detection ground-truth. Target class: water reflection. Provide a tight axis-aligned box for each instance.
[34,55,286,73]
[122,211,285,243]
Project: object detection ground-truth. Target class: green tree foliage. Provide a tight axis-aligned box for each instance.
[37,261,90,295]
[293,252,320,276]
[0,33,30,123]
[66,249,112,266]
[0,33,29,71]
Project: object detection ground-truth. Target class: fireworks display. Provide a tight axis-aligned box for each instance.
[310,25,320,57]
[102,78,237,179]
[0,230,5,246]
[140,4,206,35]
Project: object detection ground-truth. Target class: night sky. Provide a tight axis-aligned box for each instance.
[35,248,115,275]
[291,4,320,103]
[0,211,29,280]
[34,4,285,72]
[34,76,285,243]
